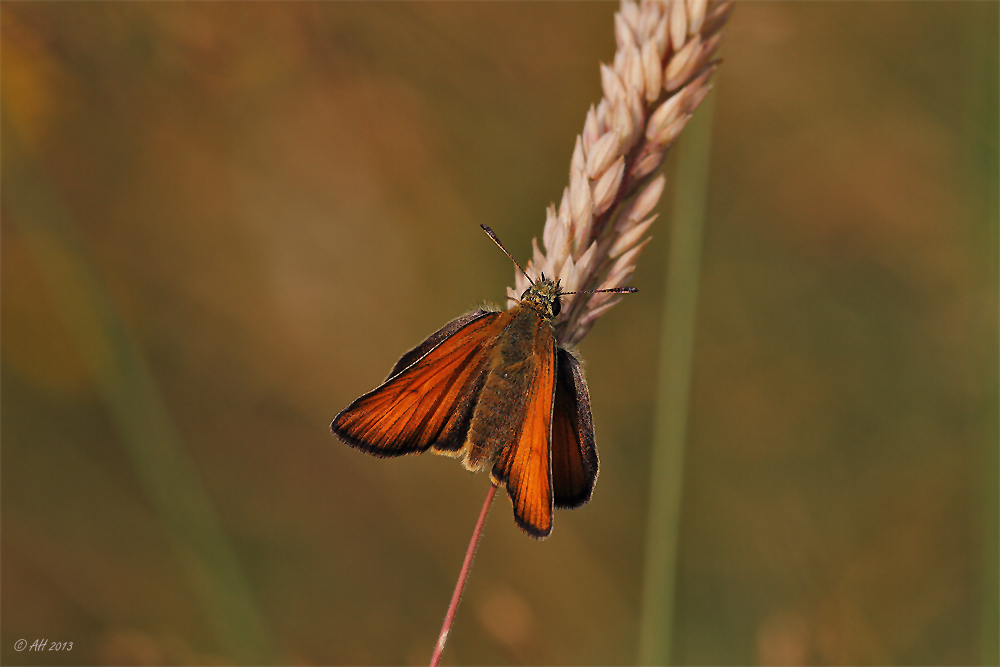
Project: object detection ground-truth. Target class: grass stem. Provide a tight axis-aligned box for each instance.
[4,118,272,664]
[638,90,716,665]
[429,483,498,667]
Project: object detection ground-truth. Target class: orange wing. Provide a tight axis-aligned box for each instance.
[332,310,505,457]
[490,338,557,538]
[551,348,598,509]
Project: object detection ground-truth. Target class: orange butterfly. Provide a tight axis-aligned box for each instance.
[331,226,635,537]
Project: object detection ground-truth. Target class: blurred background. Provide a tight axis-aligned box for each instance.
[2,2,996,665]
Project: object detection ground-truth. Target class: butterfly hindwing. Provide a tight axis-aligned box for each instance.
[331,310,504,457]
[551,347,598,509]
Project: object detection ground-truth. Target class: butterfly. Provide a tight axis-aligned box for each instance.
[331,226,635,538]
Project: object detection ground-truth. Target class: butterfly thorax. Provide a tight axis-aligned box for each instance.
[519,279,561,320]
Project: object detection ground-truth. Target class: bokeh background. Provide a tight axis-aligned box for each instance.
[2,2,997,665]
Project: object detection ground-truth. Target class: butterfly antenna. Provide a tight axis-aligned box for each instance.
[481,225,533,285]
[562,286,639,295]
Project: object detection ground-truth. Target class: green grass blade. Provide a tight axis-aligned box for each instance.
[638,91,716,666]
[4,121,274,665]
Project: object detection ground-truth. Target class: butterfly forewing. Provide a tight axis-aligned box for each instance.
[332,311,506,456]
[385,310,493,380]
[551,348,598,508]
[490,335,557,538]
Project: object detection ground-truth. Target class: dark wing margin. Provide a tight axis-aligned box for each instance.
[551,347,598,509]
[331,311,502,457]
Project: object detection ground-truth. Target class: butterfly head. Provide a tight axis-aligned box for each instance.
[520,274,562,320]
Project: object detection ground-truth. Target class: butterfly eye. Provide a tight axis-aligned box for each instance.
[521,288,531,300]
[551,297,561,317]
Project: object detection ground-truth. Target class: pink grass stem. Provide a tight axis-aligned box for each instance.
[429,483,498,667]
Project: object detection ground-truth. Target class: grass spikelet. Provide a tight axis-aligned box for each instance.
[510,0,731,349]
